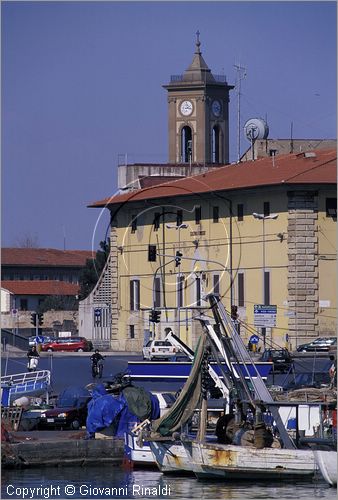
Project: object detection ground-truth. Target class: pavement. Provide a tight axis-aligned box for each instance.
[1,345,140,358]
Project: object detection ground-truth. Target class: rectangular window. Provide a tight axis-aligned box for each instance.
[263,202,270,217]
[176,210,183,227]
[238,272,245,307]
[213,274,220,296]
[131,215,137,233]
[196,277,201,306]
[237,203,244,221]
[20,299,28,311]
[148,244,157,262]
[195,206,201,224]
[326,198,337,219]
[213,206,219,223]
[154,277,161,308]
[177,275,184,308]
[129,325,135,339]
[153,212,160,230]
[264,271,270,305]
[130,279,140,311]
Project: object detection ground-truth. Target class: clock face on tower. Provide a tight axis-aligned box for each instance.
[212,100,222,117]
[180,100,193,116]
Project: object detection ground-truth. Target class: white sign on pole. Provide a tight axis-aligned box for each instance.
[254,305,277,327]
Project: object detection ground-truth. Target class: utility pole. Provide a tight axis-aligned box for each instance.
[234,63,247,163]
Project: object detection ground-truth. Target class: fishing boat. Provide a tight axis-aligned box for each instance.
[314,449,337,486]
[145,294,323,480]
[1,370,51,405]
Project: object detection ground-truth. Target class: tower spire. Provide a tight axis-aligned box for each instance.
[195,30,201,54]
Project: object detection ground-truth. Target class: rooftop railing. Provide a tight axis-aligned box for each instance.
[170,74,227,83]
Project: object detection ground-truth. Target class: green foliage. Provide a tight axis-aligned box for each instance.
[38,295,77,313]
[78,239,110,300]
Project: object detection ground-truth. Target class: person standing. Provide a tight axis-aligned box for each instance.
[27,345,40,372]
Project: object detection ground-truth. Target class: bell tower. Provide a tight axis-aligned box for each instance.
[164,32,234,165]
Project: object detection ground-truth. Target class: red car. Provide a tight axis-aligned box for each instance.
[40,337,93,352]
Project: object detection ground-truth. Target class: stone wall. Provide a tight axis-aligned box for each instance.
[2,310,79,333]
[287,191,319,341]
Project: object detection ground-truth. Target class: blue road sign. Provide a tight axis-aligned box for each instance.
[249,334,260,345]
[94,308,102,317]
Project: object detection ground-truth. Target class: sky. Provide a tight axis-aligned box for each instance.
[2,1,337,251]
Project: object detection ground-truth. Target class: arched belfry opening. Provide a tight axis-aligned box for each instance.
[212,125,222,164]
[181,126,192,163]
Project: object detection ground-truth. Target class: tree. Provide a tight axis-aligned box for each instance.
[38,295,77,313]
[78,240,110,300]
[14,232,39,248]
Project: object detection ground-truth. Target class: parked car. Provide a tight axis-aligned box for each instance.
[296,337,337,352]
[39,386,91,430]
[40,337,93,352]
[142,340,177,361]
[259,348,293,373]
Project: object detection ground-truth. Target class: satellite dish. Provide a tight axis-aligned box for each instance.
[244,118,269,142]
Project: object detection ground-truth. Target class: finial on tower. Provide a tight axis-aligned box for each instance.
[195,30,201,54]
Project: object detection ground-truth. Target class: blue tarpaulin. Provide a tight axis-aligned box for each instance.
[58,386,91,408]
[85,384,160,436]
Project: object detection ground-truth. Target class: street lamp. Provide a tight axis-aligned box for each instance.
[252,212,279,347]
[166,223,188,337]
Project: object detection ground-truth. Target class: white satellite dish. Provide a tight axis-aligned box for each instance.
[244,118,269,142]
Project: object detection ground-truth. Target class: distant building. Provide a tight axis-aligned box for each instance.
[1,248,92,285]
[1,280,80,312]
[241,138,336,162]
[1,248,92,333]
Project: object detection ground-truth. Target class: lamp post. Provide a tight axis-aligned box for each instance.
[166,223,188,338]
[252,212,278,347]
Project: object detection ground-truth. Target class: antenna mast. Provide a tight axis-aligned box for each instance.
[234,63,246,163]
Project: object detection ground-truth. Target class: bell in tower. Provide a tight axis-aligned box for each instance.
[164,32,234,166]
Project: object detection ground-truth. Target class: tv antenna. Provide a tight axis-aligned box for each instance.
[234,63,247,163]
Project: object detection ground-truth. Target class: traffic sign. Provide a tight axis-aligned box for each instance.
[254,304,277,327]
[249,334,260,345]
[94,308,102,317]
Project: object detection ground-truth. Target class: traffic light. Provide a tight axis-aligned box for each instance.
[149,309,161,323]
[148,244,157,262]
[37,313,44,326]
[175,251,183,267]
[231,305,238,321]
[30,312,37,326]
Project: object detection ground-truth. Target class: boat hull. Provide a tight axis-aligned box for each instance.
[183,441,317,480]
[314,450,337,487]
[149,440,195,474]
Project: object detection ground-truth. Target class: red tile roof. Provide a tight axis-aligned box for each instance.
[89,149,336,208]
[1,280,80,296]
[1,248,93,267]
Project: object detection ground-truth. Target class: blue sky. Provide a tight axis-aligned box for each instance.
[2,1,336,250]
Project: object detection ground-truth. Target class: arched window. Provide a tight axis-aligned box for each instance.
[212,125,222,163]
[181,126,192,162]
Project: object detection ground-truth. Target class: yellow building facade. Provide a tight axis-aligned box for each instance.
[90,149,337,352]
